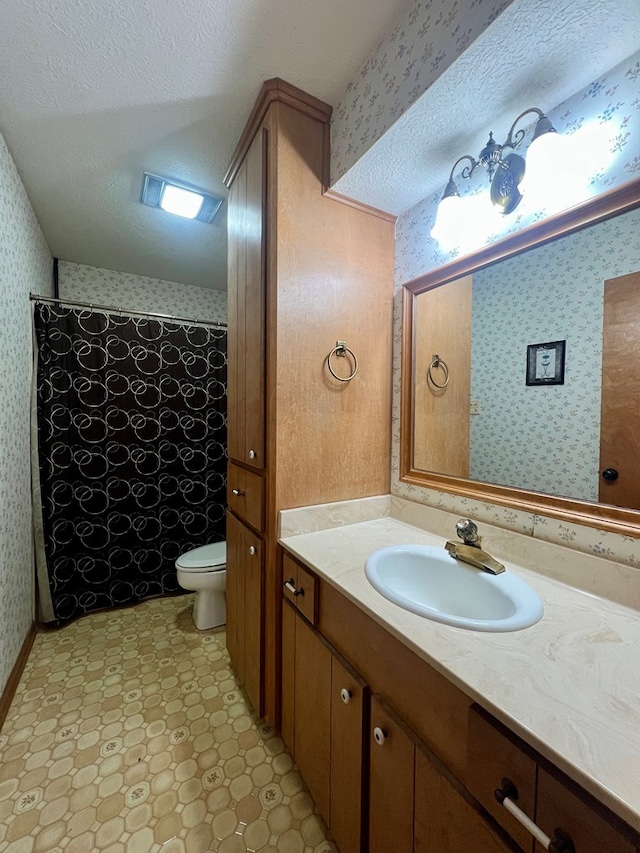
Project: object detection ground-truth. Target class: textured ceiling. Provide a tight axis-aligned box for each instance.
[0,0,408,290]
[332,0,640,215]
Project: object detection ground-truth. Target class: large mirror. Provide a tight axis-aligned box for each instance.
[401,178,640,535]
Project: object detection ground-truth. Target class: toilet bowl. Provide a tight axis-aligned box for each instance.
[175,541,227,630]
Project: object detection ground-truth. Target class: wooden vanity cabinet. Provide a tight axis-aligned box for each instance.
[282,596,368,853]
[280,550,640,853]
[468,704,639,853]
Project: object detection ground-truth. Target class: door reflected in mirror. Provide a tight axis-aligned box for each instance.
[410,201,640,513]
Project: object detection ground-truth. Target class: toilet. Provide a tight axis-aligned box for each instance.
[175,541,227,630]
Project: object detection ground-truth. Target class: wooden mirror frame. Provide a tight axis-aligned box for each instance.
[400,176,640,538]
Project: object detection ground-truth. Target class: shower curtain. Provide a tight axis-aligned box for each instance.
[32,302,227,625]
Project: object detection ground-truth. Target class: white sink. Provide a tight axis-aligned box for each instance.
[365,544,543,632]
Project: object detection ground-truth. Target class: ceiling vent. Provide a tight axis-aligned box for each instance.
[140,172,223,223]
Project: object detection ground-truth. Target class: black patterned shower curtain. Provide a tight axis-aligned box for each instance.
[32,302,227,626]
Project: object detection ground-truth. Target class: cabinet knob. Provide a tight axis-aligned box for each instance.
[231,488,245,496]
[373,726,387,746]
[249,546,256,556]
[601,468,619,481]
[340,688,353,704]
[248,449,256,460]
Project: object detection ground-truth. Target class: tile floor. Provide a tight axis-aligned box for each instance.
[0,595,336,853]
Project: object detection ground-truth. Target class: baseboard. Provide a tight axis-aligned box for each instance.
[0,624,37,732]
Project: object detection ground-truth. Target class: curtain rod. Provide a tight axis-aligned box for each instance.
[29,293,227,331]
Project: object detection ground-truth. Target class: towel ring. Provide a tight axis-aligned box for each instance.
[428,354,450,389]
[327,340,358,382]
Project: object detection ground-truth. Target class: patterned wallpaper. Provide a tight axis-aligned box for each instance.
[0,132,53,693]
[331,0,515,184]
[391,52,640,568]
[58,262,227,325]
[469,206,640,500]
[396,49,640,283]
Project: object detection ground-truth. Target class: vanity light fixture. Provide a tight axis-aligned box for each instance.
[431,108,564,245]
[140,172,224,223]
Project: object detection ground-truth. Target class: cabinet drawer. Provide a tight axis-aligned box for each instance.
[467,705,537,851]
[282,552,318,624]
[535,767,637,853]
[228,462,263,531]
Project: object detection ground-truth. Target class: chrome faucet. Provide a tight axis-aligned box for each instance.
[444,519,506,575]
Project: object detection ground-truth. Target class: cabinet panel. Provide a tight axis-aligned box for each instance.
[243,527,263,713]
[330,654,367,853]
[294,615,332,821]
[227,127,265,470]
[228,462,264,531]
[280,600,296,753]
[535,767,637,853]
[226,512,263,715]
[467,705,536,851]
[415,746,516,853]
[369,695,415,853]
[226,513,244,677]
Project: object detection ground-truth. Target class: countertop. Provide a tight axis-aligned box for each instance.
[279,515,640,832]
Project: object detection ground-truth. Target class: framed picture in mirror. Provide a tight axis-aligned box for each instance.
[526,340,566,386]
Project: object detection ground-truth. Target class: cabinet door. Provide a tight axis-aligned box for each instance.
[415,747,516,853]
[294,614,332,821]
[225,512,263,715]
[227,127,266,470]
[369,695,415,853]
[535,768,637,853]
[226,512,244,675]
[280,599,296,753]
[330,654,367,853]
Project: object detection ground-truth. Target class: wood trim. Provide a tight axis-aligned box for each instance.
[0,624,36,731]
[400,175,640,538]
[224,78,332,188]
[322,189,397,223]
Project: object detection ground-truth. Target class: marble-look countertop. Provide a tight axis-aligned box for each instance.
[279,516,640,832]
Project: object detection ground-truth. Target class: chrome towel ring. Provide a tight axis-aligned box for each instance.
[428,354,450,389]
[327,340,358,382]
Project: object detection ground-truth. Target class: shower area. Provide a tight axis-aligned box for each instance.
[31,298,227,626]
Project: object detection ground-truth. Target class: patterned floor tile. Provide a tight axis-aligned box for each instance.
[0,596,337,853]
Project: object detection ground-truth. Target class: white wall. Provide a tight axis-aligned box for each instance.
[0,132,53,693]
[58,261,227,324]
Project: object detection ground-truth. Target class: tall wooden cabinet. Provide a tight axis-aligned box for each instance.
[224,79,395,721]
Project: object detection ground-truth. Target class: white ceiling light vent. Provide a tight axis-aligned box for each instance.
[140,173,223,223]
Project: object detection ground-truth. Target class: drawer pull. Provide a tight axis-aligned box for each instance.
[495,779,574,853]
[249,546,256,556]
[231,488,245,496]
[373,726,387,746]
[284,579,303,597]
[340,688,353,704]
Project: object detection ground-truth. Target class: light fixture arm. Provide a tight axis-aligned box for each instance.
[448,154,479,183]
[502,107,545,152]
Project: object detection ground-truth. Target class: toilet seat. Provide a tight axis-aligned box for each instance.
[176,542,226,572]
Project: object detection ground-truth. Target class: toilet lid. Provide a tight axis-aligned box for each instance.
[176,542,226,571]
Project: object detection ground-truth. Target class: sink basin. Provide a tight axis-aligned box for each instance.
[365,544,543,632]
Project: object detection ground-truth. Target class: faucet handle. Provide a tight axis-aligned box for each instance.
[456,518,480,545]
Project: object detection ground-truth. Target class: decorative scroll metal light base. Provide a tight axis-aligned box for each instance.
[438,108,557,216]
